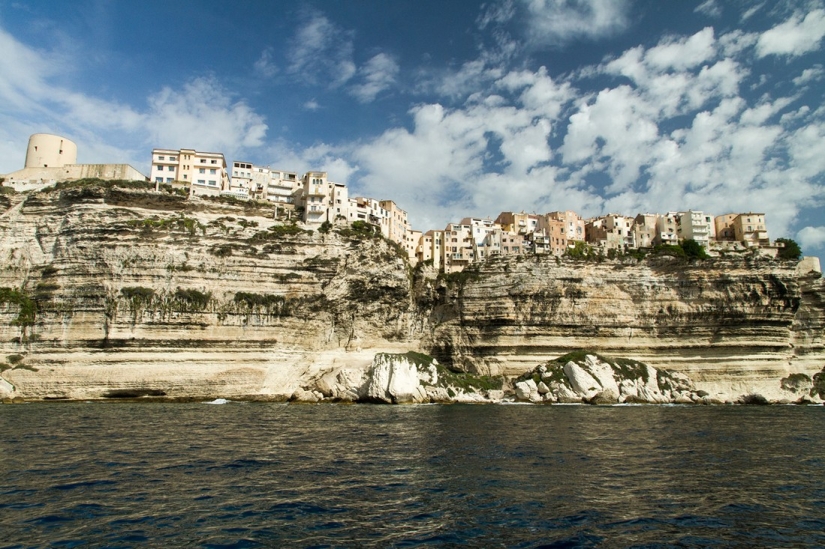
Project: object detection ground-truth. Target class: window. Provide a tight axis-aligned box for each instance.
[169,156,176,161]
[155,177,163,182]
[183,175,187,180]
[158,156,165,161]
[155,165,163,170]
[168,166,176,172]
[211,160,217,164]
[197,179,206,185]
[210,169,216,175]
[199,168,205,174]
[208,180,217,186]
[166,178,173,183]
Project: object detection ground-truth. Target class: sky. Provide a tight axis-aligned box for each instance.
[1,0,824,257]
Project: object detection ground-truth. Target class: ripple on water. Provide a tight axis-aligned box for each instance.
[1,404,824,547]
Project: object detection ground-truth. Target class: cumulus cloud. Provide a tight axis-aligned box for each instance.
[146,77,268,156]
[286,9,356,87]
[792,64,824,86]
[797,226,825,251]
[521,0,632,46]
[756,9,825,57]
[349,53,400,103]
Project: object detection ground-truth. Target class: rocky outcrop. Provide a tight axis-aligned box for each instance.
[514,353,703,404]
[296,352,504,404]
[1,180,824,403]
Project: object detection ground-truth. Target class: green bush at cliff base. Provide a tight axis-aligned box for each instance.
[811,368,825,399]
[522,350,651,385]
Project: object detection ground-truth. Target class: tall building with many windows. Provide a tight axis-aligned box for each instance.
[149,148,228,197]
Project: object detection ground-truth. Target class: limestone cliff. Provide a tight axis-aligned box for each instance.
[1,180,823,403]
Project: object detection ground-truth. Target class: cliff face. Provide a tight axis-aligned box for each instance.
[420,253,824,400]
[0,183,418,400]
[1,182,823,402]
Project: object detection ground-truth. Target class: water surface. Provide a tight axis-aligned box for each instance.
[1,403,823,547]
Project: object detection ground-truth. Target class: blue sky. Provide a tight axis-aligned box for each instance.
[1,0,824,256]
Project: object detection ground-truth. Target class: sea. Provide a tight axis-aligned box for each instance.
[1,402,823,548]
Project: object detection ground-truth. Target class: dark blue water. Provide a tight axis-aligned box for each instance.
[1,403,823,548]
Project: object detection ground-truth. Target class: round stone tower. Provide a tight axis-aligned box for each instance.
[24,133,78,168]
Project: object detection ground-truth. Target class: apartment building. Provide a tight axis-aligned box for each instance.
[633,214,659,248]
[267,170,302,203]
[418,230,444,271]
[732,213,769,246]
[715,213,769,246]
[300,171,335,224]
[443,222,476,273]
[656,213,679,245]
[677,210,715,247]
[545,211,585,242]
[494,212,541,235]
[586,214,636,250]
[380,200,412,248]
[150,148,228,197]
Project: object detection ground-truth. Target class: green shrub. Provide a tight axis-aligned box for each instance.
[681,239,709,259]
[7,354,24,365]
[121,286,155,304]
[775,238,802,260]
[318,221,333,234]
[0,287,36,326]
[41,265,59,277]
[173,288,211,311]
[249,223,309,241]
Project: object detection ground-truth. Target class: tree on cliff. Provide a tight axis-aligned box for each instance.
[775,238,802,260]
[681,239,709,259]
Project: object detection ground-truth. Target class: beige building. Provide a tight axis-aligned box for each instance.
[25,133,78,168]
[545,211,585,242]
[380,200,412,247]
[150,148,228,197]
[417,230,444,270]
[632,214,659,248]
[656,213,679,246]
[586,214,636,250]
[495,211,540,235]
[715,213,769,246]
[443,222,476,273]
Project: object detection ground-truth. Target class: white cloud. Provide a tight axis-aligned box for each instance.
[0,25,269,173]
[287,9,356,87]
[349,53,400,103]
[792,64,824,86]
[756,9,825,57]
[521,0,632,46]
[146,77,268,156]
[695,0,722,18]
[254,47,278,78]
[477,0,516,28]
[797,226,825,251]
[303,99,321,111]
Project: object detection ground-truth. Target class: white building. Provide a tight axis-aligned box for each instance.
[677,210,715,247]
[150,148,228,197]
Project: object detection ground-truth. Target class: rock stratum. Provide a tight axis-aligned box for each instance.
[1,180,824,404]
